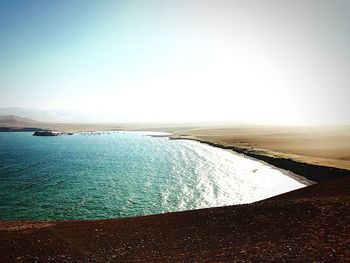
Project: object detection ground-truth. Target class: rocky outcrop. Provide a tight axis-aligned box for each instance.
[33,130,60,136]
[33,130,73,136]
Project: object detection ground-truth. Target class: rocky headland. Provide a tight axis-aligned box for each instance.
[33,130,73,136]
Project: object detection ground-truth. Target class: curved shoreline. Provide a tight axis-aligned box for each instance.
[169,136,350,183]
[1,132,350,261]
[177,137,314,187]
[1,131,310,221]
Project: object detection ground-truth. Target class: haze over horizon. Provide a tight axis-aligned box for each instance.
[1,0,349,125]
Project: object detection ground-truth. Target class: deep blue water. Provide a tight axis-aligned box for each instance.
[0,131,305,220]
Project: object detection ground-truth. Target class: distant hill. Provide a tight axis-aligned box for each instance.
[0,108,66,123]
[0,107,101,123]
[0,114,122,133]
[0,115,42,128]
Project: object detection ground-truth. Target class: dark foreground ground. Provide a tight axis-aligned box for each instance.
[1,176,349,262]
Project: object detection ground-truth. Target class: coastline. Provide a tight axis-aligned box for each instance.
[1,176,349,262]
[169,135,350,183]
[173,136,314,187]
[1,127,350,261]
[1,130,309,221]
[3,128,349,183]
[2,128,349,184]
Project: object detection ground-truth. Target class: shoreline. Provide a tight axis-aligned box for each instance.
[169,135,350,183]
[3,128,349,183]
[3,129,349,183]
[0,130,311,221]
[1,130,350,261]
[175,137,314,186]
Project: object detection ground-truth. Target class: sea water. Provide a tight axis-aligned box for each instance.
[0,131,306,220]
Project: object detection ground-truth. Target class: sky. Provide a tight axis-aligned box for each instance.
[0,0,349,124]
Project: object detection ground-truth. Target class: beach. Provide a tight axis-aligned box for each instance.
[170,126,350,170]
[0,122,350,261]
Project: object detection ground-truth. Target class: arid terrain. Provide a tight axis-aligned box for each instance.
[172,126,350,170]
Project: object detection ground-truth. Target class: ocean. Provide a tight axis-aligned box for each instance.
[0,131,306,220]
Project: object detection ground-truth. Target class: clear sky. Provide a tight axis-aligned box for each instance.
[1,0,349,124]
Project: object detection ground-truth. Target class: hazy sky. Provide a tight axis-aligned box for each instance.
[1,0,349,124]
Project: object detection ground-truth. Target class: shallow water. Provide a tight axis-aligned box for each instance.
[0,131,306,220]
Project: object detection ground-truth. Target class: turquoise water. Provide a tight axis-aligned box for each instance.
[0,131,305,220]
